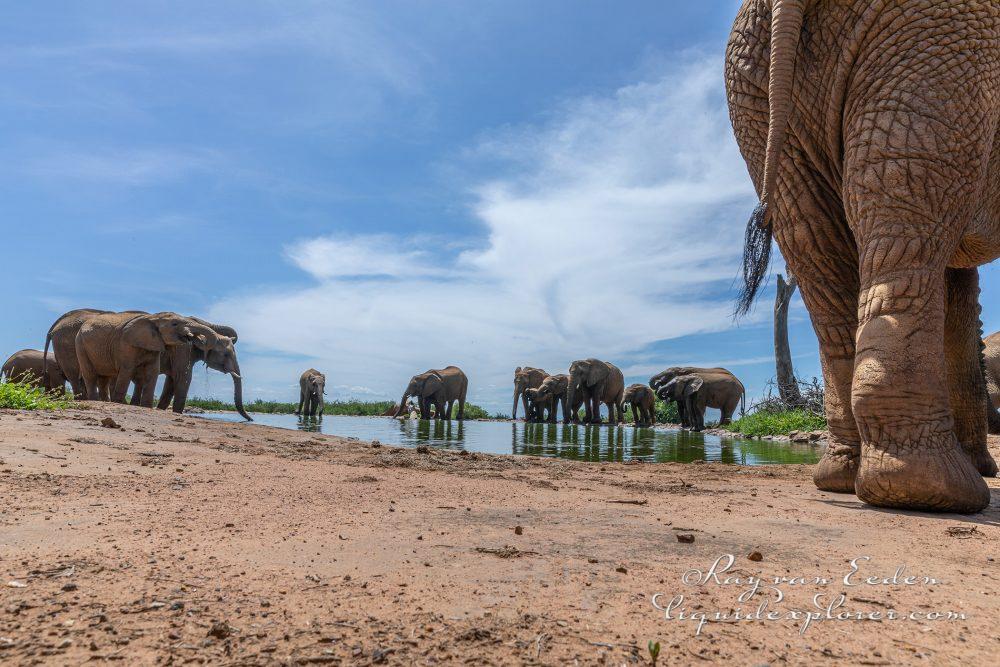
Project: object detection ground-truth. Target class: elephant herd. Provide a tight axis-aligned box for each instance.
[512,360,745,431]
[1,308,252,421]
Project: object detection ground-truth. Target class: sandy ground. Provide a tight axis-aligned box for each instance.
[1,403,997,666]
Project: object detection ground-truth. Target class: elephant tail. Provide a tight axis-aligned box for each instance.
[42,328,54,380]
[736,0,805,317]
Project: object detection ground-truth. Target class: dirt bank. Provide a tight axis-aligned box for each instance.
[1,403,997,665]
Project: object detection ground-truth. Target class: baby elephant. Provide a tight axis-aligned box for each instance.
[297,369,326,416]
[622,384,656,427]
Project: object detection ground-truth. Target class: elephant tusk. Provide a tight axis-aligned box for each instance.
[229,372,241,379]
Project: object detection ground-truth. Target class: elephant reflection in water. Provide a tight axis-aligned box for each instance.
[414,418,464,445]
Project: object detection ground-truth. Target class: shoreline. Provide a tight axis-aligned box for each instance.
[3,403,995,664]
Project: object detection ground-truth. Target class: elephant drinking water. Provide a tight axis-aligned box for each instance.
[392,366,468,420]
[649,367,744,428]
[512,366,548,421]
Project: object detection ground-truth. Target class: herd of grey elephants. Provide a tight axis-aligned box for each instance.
[1,308,253,422]
[8,307,1000,442]
[511,362,744,430]
[370,360,746,430]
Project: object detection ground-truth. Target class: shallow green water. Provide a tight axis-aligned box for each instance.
[198,413,821,465]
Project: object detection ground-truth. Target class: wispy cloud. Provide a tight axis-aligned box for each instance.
[285,235,455,281]
[3,5,429,98]
[26,147,221,185]
[210,53,757,411]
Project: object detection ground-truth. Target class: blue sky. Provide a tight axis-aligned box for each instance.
[6,1,1000,415]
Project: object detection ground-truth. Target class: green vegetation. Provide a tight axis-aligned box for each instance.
[0,380,74,411]
[654,400,679,424]
[186,397,500,418]
[722,408,827,438]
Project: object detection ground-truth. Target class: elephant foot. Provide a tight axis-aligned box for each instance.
[969,446,999,478]
[812,443,859,494]
[855,440,990,513]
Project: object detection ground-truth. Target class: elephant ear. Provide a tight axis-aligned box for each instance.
[423,373,444,395]
[121,317,166,352]
[585,361,609,387]
[681,375,704,398]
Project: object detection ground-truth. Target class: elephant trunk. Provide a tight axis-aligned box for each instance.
[393,392,410,418]
[736,0,804,317]
[512,390,520,420]
[231,368,251,421]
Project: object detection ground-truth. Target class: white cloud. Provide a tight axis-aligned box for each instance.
[285,235,453,281]
[209,53,757,411]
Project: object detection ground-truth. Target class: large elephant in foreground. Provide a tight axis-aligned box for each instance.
[157,317,251,421]
[512,367,548,420]
[392,366,468,420]
[296,369,326,417]
[76,312,218,406]
[2,349,67,392]
[649,367,744,426]
[566,359,624,424]
[727,0,1000,511]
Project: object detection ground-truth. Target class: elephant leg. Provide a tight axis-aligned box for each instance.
[129,384,142,406]
[845,129,989,512]
[111,366,135,403]
[157,375,175,411]
[97,377,110,402]
[457,396,465,420]
[138,365,159,408]
[295,391,304,415]
[76,353,99,401]
[944,268,996,477]
[767,166,861,493]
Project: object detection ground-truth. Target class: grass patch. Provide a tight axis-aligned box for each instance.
[723,408,827,438]
[187,397,499,418]
[0,380,74,411]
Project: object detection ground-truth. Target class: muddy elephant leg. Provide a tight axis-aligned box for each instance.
[769,152,862,493]
[97,377,110,402]
[846,146,989,512]
[945,268,997,477]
